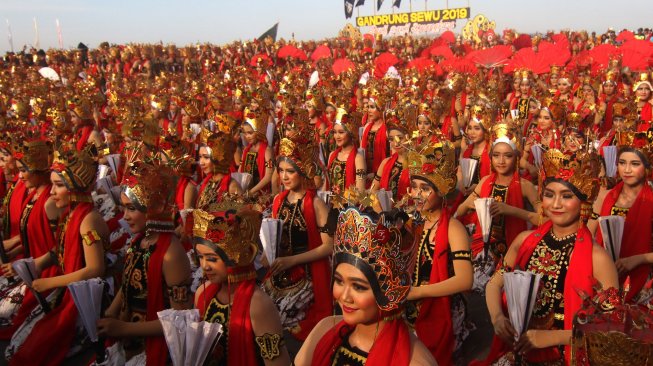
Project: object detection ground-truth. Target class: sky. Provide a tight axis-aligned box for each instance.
[2,0,652,52]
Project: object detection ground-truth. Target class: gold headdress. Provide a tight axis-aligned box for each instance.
[161,137,195,178]
[67,95,93,120]
[368,88,386,110]
[633,72,652,92]
[490,123,519,151]
[51,143,99,199]
[407,140,457,196]
[334,207,414,311]
[192,203,261,271]
[121,159,175,217]
[198,130,236,174]
[278,135,319,183]
[14,137,52,172]
[305,89,326,111]
[541,149,601,221]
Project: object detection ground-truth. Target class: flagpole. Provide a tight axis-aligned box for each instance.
[33,17,40,49]
[410,0,412,12]
[6,19,13,53]
[56,19,63,49]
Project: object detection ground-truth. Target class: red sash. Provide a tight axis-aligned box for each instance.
[9,202,94,366]
[463,143,491,180]
[640,102,652,123]
[311,319,411,366]
[414,210,454,366]
[4,180,27,240]
[240,141,268,183]
[471,172,526,255]
[272,190,332,339]
[379,153,410,202]
[75,125,94,151]
[441,115,453,138]
[198,174,231,200]
[476,221,594,366]
[327,147,357,191]
[22,186,58,277]
[360,122,388,174]
[144,233,172,366]
[601,95,618,134]
[596,182,653,301]
[174,177,197,212]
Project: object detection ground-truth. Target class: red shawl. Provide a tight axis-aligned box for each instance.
[472,172,526,256]
[601,95,619,134]
[311,319,411,366]
[75,125,94,151]
[414,209,454,366]
[144,233,172,366]
[198,279,258,366]
[360,122,388,174]
[0,173,5,203]
[198,173,231,200]
[9,202,94,366]
[272,190,332,340]
[379,153,410,202]
[21,185,57,260]
[596,182,653,301]
[441,116,453,138]
[473,221,594,366]
[240,140,268,183]
[327,147,357,191]
[4,180,27,240]
[640,102,652,124]
[174,177,197,212]
[463,143,491,181]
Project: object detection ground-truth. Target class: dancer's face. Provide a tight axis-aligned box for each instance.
[277,160,302,191]
[198,146,214,175]
[196,244,228,285]
[50,172,71,208]
[410,178,440,212]
[466,120,485,144]
[542,182,582,226]
[618,151,647,187]
[491,143,516,176]
[537,110,554,131]
[417,116,431,136]
[121,193,146,234]
[332,124,351,148]
[333,263,379,326]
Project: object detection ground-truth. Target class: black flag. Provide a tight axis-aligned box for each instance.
[344,0,355,18]
[377,0,384,10]
[355,0,366,6]
[257,23,279,42]
[393,0,402,7]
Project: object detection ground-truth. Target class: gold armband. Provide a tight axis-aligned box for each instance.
[255,333,284,360]
[82,230,102,246]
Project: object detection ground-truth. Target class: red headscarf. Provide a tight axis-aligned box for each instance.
[311,318,411,366]
[596,181,653,301]
[414,209,454,365]
[272,189,332,340]
[379,153,410,202]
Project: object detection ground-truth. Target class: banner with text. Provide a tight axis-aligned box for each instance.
[355,7,469,36]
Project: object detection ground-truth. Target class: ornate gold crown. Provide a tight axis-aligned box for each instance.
[161,137,195,178]
[278,136,319,182]
[51,143,98,194]
[67,95,93,120]
[633,72,652,92]
[198,130,236,175]
[305,89,326,111]
[334,107,360,140]
[368,88,386,110]
[491,123,519,150]
[334,207,413,311]
[541,149,601,203]
[14,137,52,172]
[407,140,457,196]
[121,159,175,216]
[192,205,260,268]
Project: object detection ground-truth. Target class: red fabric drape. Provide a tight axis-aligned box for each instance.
[227,279,258,366]
[75,125,94,151]
[414,209,454,366]
[360,122,388,174]
[601,95,618,135]
[441,115,453,138]
[474,221,594,365]
[240,141,268,183]
[379,153,410,202]
[272,189,332,340]
[174,177,196,212]
[596,182,653,301]
[4,180,27,240]
[311,319,411,366]
[471,172,526,255]
[144,233,172,366]
[9,202,94,366]
[327,147,357,191]
[463,143,491,180]
[198,174,231,200]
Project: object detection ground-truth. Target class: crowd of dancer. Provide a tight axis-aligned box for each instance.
[0,25,652,366]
